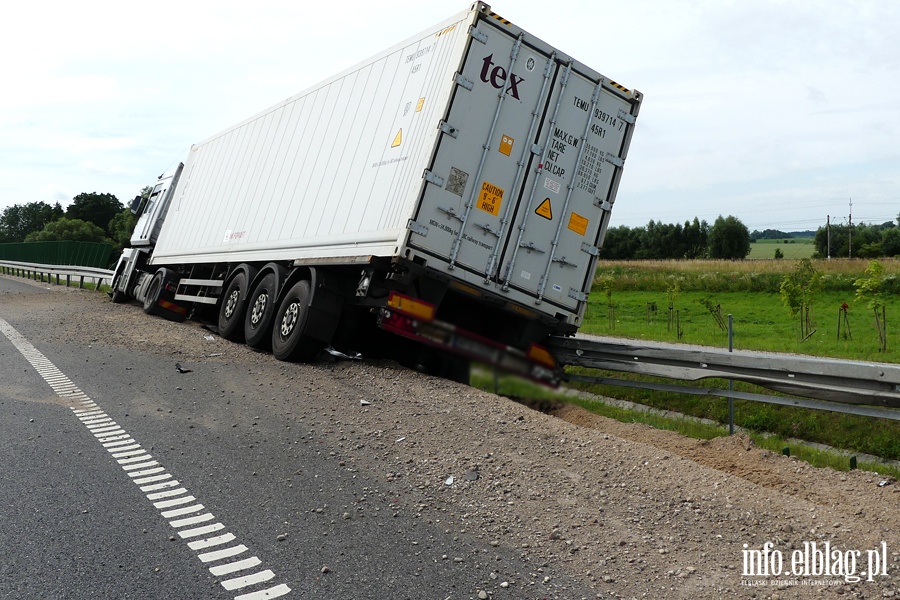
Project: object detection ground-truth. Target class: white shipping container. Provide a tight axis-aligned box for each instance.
[151,2,641,330]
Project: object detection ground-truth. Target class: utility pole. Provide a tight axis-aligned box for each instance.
[848,198,853,259]
[827,215,831,260]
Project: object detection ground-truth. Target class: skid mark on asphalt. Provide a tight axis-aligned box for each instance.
[0,317,291,600]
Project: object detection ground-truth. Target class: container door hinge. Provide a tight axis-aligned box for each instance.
[604,152,624,168]
[594,198,612,211]
[407,220,428,237]
[454,73,474,91]
[581,242,600,256]
[469,26,488,45]
[438,121,459,138]
[617,108,636,125]
[568,288,589,302]
[423,170,445,187]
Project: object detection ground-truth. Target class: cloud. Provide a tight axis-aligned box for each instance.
[0,0,897,232]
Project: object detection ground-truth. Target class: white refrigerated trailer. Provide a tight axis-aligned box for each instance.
[110,2,642,381]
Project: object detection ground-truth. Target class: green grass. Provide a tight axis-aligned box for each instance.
[471,367,900,479]
[563,370,900,461]
[588,258,900,361]
[566,259,900,462]
[748,238,816,260]
[581,290,898,361]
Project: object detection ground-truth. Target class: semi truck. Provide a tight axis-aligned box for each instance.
[109,2,642,382]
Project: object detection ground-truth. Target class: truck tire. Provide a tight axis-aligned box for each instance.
[244,272,278,349]
[272,280,324,362]
[218,271,249,341]
[110,265,128,304]
[142,271,164,315]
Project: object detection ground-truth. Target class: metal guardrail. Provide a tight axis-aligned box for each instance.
[3,257,899,421]
[0,260,115,291]
[548,335,900,420]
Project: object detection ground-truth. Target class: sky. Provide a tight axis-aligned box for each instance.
[1,0,897,233]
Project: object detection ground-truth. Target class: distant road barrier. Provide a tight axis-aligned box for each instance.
[0,241,116,291]
[0,241,113,269]
[0,259,115,291]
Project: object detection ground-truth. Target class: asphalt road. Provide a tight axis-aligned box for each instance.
[0,276,592,600]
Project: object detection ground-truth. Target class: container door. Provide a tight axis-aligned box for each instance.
[409,24,556,280]
[498,65,635,311]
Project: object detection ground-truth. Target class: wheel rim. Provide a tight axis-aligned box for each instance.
[224,289,240,319]
[250,292,268,326]
[280,302,300,338]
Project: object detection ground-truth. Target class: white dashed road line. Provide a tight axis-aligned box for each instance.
[0,317,292,600]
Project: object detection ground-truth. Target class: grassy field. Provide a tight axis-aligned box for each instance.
[558,258,900,463]
[589,258,900,360]
[748,237,816,260]
[581,289,897,361]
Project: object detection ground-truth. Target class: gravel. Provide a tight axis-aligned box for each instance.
[4,278,899,599]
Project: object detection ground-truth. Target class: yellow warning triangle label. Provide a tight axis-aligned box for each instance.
[391,129,403,148]
[535,198,553,220]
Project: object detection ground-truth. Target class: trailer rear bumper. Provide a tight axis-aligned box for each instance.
[378,292,558,385]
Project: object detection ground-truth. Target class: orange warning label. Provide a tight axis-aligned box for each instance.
[416,97,425,112]
[535,198,552,220]
[391,129,403,148]
[477,181,504,217]
[499,134,514,156]
[568,212,588,236]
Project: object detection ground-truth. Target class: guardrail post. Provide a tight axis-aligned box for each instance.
[66,274,70,287]
[728,314,734,436]
[79,276,84,289]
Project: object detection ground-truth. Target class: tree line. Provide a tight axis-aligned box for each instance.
[601,215,752,260]
[813,220,900,258]
[0,191,149,254]
[600,215,900,260]
[4,194,898,262]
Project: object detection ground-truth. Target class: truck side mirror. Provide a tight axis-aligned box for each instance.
[129,195,143,215]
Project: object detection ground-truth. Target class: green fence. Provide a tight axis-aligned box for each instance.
[0,241,114,269]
